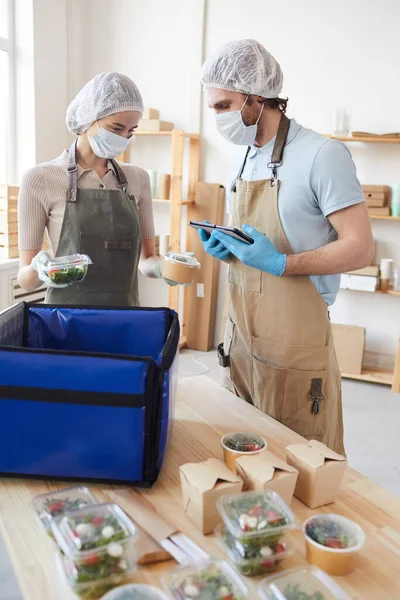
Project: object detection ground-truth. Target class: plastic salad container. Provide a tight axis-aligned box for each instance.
[51,503,137,570]
[221,431,267,472]
[162,559,249,600]
[215,524,292,577]
[303,514,366,576]
[32,486,98,539]
[217,490,297,549]
[161,252,200,284]
[43,253,92,285]
[258,566,352,600]
[56,546,136,599]
[101,583,169,600]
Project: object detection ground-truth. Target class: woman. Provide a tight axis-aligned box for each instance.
[18,72,181,305]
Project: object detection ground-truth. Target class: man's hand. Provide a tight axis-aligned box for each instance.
[214,224,287,277]
[198,221,231,261]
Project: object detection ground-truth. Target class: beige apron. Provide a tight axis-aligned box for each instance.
[219,115,345,455]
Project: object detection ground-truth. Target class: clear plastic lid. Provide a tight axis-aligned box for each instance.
[101,584,169,600]
[222,431,266,453]
[56,548,136,597]
[32,486,98,531]
[162,559,249,600]
[258,566,352,600]
[303,514,365,551]
[217,490,297,541]
[44,253,92,271]
[163,252,200,268]
[215,524,292,578]
[51,502,137,560]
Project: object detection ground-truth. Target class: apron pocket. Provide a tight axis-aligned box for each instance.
[252,357,286,420]
[78,232,134,294]
[283,367,326,437]
[251,335,328,437]
[229,260,261,293]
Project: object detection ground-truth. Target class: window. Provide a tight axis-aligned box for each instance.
[0,0,14,183]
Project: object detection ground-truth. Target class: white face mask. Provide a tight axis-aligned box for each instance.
[215,95,264,146]
[88,123,131,159]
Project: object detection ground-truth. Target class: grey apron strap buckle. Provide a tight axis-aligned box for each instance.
[310,378,324,415]
[217,343,230,368]
[110,159,129,194]
[67,143,79,202]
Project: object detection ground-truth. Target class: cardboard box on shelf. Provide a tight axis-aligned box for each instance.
[137,119,174,132]
[285,440,347,509]
[362,185,391,194]
[235,451,298,505]
[142,108,160,120]
[340,273,378,292]
[332,324,365,374]
[347,265,379,277]
[180,457,243,534]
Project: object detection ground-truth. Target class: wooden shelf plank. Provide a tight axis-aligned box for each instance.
[341,287,400,297]
[152,198,171,204]
[342,368,394,386]
[324,134,400,144]
[370,215,400,221]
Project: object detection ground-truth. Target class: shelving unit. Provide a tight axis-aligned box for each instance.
[341,287,400,297]
[329,134,400,392]
[119,129,202,349]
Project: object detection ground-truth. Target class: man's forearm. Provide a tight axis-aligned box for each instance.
[283,237,373,276]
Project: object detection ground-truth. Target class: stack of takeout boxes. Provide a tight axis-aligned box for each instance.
[137,108,174,132]
[363,184,391,216]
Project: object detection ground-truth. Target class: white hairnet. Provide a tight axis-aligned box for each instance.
[201,39,283,99]
[66,72,144,135]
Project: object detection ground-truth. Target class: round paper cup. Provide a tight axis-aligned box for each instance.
[303,514,365,576]
[221,432,267,473]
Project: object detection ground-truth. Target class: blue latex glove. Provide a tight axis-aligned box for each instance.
[198,221,231,261]
[213,224,287,277]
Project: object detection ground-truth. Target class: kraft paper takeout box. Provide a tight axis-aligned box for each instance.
[180,458,243,534]
[285,440,347,508]
[235,451,298,505]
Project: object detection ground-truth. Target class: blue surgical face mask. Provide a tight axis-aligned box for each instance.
[88,122,131,159]
[215,95,264,146]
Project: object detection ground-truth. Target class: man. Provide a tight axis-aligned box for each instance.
[198,39,373,454]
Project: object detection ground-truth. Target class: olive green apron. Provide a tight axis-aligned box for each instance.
[46,142,141,306]
[219,115,345,454]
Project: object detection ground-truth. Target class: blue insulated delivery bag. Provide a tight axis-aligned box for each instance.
[0,303,179,486]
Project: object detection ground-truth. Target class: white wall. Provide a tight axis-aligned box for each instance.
[23,0,400,362]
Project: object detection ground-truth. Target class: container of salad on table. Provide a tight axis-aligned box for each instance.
[303,514,365,575]
[162,559,249,600]
[215,523,292,577]
[258,566,352,600]
[32,485,98,540]
[51,502,138,598]
[221,432,267,473]
[44,253,92,286]
[100,583,169,600]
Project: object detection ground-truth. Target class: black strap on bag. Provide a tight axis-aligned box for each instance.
[217,343,230,367]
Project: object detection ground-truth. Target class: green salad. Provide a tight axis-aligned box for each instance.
[168,563,245,600]
[219,491,294,547]
[305,518,354,549]
[220,526,288,577]
[48,263,88,285]
[223,432,265,452]
[282,584,326,600]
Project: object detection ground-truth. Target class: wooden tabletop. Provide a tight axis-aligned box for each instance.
[0,375,399,600]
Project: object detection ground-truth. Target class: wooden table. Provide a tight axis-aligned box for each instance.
[0,376,399,600]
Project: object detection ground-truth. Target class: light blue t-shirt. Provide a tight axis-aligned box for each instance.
[228,119,365,305]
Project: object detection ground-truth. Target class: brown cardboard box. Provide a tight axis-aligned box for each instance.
[332,324,365,374]
[285,440,347,508]
[235,451,298,505]
[362,185,391,194]
[347,265,379,277]
[368,206,390,216]
[142,108,160,120]
[180,458,243,534]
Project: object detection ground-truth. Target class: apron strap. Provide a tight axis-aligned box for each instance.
[110,159,129,194]
[267,113,290,187]
[67,141,79,203]
[231,146,252,194]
